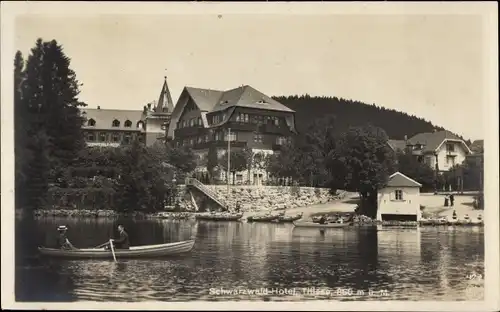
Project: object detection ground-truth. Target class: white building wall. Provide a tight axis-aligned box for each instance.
[377,186,421,221]
[435,140,468,171]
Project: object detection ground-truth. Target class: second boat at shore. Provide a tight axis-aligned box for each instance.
[292,221,351,228]
[195,212,243,221]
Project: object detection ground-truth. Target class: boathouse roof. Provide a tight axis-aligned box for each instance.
[386,172,422,188]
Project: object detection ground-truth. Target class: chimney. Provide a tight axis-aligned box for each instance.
[404,135,407,141]
[97,106,100,109]
[147,103,152,110]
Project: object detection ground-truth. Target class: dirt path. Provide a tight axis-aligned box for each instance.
[419,193,482,219]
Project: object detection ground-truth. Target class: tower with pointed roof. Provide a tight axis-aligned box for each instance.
[144,76,175,146]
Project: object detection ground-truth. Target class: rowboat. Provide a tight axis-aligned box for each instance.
[195,213,243,221]
[277,213,303,223]
[293,221,350,228]
[38,240,195,259]
[469,219,484,226]
[247,214,280,222]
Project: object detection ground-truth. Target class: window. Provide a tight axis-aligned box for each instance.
[395,190,403,200]
[276,136,287,145]
[197,136,203,143]
[205,134,209,142]
[87,132,95,141]
[138,136,143,143]
[112,133,120,142]
[212,114,222,124]
[190,118,195,127]
[446,156,455,167]
[254,134,263,143]
[236,113,249,123]
[88,119,96,127]
[215,132,224,141]
[226,132,236,142]
[274,117,279,126]
[137,121,144,129]
[124,120,132,128]
[99,132,107,142]
[123,135,131,144]
[189,139,194,146]
[112,119,120,127]
[197,117,202,126]
[446,143,455,152]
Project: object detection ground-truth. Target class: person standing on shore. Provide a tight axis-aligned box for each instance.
[450,193,455,207]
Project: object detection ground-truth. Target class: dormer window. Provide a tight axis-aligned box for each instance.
[112,119,120,127]
[257,99,267,104]
[88,118,96,127]
[137,121,144,129]
[124,120,132,128]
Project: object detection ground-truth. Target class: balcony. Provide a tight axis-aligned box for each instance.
[174,126,205,138]
[192,140,247,150]
[263,123,293,135]
[223,121,258,132]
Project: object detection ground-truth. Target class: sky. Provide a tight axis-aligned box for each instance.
[12,6,491,141]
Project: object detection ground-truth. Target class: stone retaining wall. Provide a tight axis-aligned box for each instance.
[200,185,341,212]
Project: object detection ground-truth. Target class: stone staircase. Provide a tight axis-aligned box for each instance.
[185,178,228,210]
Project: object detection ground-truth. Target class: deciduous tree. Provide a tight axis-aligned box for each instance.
[329,124,396,218]
[219,149,249,185]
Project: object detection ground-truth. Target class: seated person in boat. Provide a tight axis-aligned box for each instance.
[319,214,327,224]
[57,225,75,250]
[111,225,130,249]
[452,210,457,220]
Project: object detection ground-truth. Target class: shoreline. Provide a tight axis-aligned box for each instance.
[22,192,482,227]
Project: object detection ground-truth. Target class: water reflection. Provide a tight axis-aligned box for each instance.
[15,218,484,302]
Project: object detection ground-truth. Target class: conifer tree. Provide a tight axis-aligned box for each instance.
[15,38,86,210]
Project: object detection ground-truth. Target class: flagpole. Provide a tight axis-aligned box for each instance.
[227,128,231,207]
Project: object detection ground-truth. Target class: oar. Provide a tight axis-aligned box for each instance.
[94,241,110,249]
[109,239,117,262]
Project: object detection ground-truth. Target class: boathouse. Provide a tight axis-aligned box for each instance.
[377,172,422,222]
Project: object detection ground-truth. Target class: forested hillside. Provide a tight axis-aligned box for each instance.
[273,94,455,140]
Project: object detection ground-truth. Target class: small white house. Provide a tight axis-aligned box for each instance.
[377,172,422,222]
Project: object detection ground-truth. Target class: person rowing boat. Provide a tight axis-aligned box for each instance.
[110,225,130,249]
[57,225,75,250]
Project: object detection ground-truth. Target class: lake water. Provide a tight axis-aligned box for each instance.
[15,217,484,302]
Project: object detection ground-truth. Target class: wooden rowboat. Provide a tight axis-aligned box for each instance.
[195,213,243,221]
[247,214,280,222]
[38,240,195,259]
[293,221,350,228]
[277,213,303,223]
